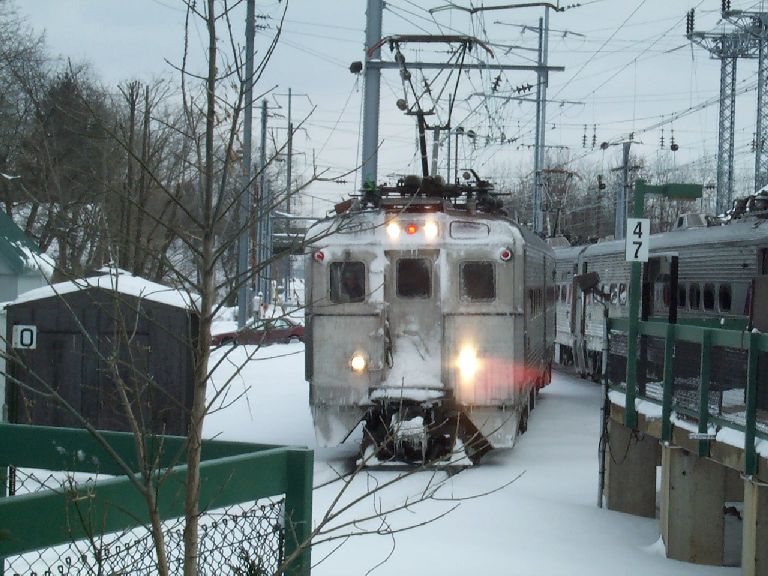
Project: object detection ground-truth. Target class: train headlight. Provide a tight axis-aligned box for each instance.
[423,220,438,240]
[350,352,367,372]
[500,247,512,262]
[386,221,401,239]
[457,345,478,380]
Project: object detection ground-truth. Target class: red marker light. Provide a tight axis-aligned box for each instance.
[406,223,418,235]
[313,250,325,262]
[500,248,512,261]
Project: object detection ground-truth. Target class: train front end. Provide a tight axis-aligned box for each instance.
[306,202,539,463]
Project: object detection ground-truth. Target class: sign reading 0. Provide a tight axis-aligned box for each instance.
[12,325,37,349]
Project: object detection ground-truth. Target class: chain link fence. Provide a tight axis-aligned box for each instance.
[3,468,286,576]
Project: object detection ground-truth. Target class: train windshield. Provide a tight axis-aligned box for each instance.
[330,261,366,303]
[396,258,431,298]
[460,261,495,301]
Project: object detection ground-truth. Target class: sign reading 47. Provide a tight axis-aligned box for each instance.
[625,218,650,262]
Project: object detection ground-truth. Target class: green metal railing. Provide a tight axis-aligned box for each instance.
[0,423,313,575]
[609,317,768,476]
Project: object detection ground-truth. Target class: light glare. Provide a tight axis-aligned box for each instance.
[386,221,401,239]
[424,221,438,239]
[351,353,367,372]
[457,345,478,380]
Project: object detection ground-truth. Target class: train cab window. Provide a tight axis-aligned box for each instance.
[619,283,627,306]
[703,283,715,311]
[719,284,732,312]
[689,283,701,309]
[678,284,687,308]
[330,262,366,303]
[460,261,496,301]
[397,258,431,298]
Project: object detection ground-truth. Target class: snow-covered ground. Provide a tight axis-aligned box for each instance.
[205,345,739,576]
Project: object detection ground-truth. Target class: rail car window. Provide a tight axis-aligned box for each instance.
[609,283,618,305]
[560,285,567,303]
[330,262,366,303]
[719,284,732,312]
[619,283,627,306]
[460,261,495,301]
[703,283,715,311]
[678,284,687,308]
[689,283,701,309]
[397,258,431,298]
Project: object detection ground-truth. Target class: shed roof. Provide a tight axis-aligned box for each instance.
[0,209,52,276]
[11,270,199,310]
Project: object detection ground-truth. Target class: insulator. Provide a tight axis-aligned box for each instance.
[660,128,665,149]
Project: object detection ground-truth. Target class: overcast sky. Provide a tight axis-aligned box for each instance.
[15,0,768,212]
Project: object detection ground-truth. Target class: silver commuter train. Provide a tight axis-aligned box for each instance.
[554,211,768,379]
[305,177,555,462]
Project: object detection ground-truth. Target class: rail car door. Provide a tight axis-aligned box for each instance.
[571,262,589,375]
[383,250,442,391]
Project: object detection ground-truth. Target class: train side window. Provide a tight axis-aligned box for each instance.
[703,283,715,311]
[619,283,627,306]
[397,258,431,298]
[560,285,567,303]
[460,261,495,301]
[609,283,618,305]
[689,283,701,309]
[719,284,732,312]
[678,283,687,308]
[330,261,366,303]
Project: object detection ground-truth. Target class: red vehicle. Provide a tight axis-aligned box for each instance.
[211,317,304,346]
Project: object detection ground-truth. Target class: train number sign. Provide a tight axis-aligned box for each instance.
[12,325,37,350]
[625,218,650,262]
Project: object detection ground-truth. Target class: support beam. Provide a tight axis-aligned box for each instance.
[717,54,737,213]
[742,477,768,576]
[660,445,726,565]
[361,0,384,187]
[603,419,659,517]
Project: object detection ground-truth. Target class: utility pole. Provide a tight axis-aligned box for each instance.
[688,9,758,212]
[255,98,270,304]
[237,0,255,328]
[615,141,631,240]
[285,87,293,296]
[533,15,548,234]
[361,0,384,188]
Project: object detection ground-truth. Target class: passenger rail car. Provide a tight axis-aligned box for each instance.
[555,213,768,379]
[305,177,555,462]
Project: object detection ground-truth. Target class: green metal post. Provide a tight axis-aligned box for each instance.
[284,448,314,576]
[745,331,759,476]
[698,330,712,457]
[624,184,645,429]
[661,323,675,442]
[0,464,5,576]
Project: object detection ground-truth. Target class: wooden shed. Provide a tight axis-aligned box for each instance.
[5,270,199,435]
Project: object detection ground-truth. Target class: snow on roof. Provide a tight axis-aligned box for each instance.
[11,271,200,310]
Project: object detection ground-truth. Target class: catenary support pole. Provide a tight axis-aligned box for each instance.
[238,0,255,328]
[361,0,384,188]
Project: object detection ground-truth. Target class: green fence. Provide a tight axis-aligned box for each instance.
[608,318,768,476]
[0,423,313,575]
